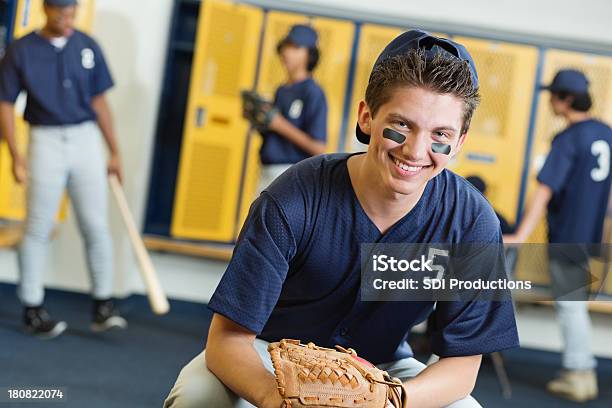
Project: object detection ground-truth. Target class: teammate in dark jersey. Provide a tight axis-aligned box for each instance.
[505,69,611,402]
[0,0,126,339]
[257,24,328,192]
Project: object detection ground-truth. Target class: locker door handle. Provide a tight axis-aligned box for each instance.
[210,116,230,126]
[196,107,207,128]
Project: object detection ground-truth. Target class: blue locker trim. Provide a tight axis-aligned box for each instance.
[516,46,546,222]
[466,153,496,164]
[6,0,18,42]
[251,7,268,90]
[143,0,198,237]
[337,22,360,152]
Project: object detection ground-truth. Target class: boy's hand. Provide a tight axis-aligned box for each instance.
[260,391,284,408]
[108,153,123,184]
[12,154,27,184]
[502,234,522,244]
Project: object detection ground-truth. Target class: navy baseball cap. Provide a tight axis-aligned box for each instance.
[280,24,318,48]
[44,0,77,6]
[356,30,479,144]
[540,69,589,93]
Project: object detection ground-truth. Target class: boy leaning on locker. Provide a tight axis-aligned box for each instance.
[242,24,328,193]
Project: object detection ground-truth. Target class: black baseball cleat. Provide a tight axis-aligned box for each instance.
[23,306,67,340]
[91,299,128,332]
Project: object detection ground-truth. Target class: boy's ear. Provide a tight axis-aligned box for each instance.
[357,100,372,135]
[452,132,468,157]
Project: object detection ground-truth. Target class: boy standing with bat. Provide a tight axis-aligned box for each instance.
[0,0,126,339]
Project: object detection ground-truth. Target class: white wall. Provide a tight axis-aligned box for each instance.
[79,0,174,296]
[1,0,612,303]
[275,0,612,46]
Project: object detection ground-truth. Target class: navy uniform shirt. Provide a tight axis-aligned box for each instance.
[260,77,327,165]
[0,30,114,125]
[538,119,612,243]
[209,154,519,364]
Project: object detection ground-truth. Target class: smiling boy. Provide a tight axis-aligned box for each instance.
[165,30,519,408]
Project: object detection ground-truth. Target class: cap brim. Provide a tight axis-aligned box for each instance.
[355,123,370,145]
[539,84,555,91]
[279,36,313,49]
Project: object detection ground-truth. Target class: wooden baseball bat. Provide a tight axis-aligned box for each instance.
[109,175,170,315]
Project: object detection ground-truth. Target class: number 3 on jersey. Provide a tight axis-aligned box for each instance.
[591,140,610,182]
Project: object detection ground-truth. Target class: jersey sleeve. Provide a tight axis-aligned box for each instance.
[207,192,298,333]
[303,86,328,142]
[430,211,519,356]
[90,39,114,96]
[0,44,24,103]
[537,133,575,194]
[431,299,519,356]
[272,87,281,105]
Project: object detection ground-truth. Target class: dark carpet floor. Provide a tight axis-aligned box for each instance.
[0,282,610,407]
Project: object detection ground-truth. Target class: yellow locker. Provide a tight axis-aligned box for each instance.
[0,0,96,221]
[0,114,28,219]
[515,50,612,293]
[449,37,538,225]
[345,24,402,153]
[171,0,263,242]
[13,0,46,38]
[74,0,95,31]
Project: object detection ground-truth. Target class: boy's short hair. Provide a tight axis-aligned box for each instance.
[307,46,320,72]
[553,90,593,112]
[365,48,481,135]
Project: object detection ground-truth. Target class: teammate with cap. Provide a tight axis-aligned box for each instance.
[242,24,328,192]
[165,30,518,408]
[0,0,126,338]
[505,69,612,402]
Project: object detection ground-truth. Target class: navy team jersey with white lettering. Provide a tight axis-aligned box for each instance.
[0,30,114,125]
[259,77,327,165]
[538,119,612,243]
[208,154,519,364]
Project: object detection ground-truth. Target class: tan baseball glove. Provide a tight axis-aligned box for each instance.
[268,339,407,408]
